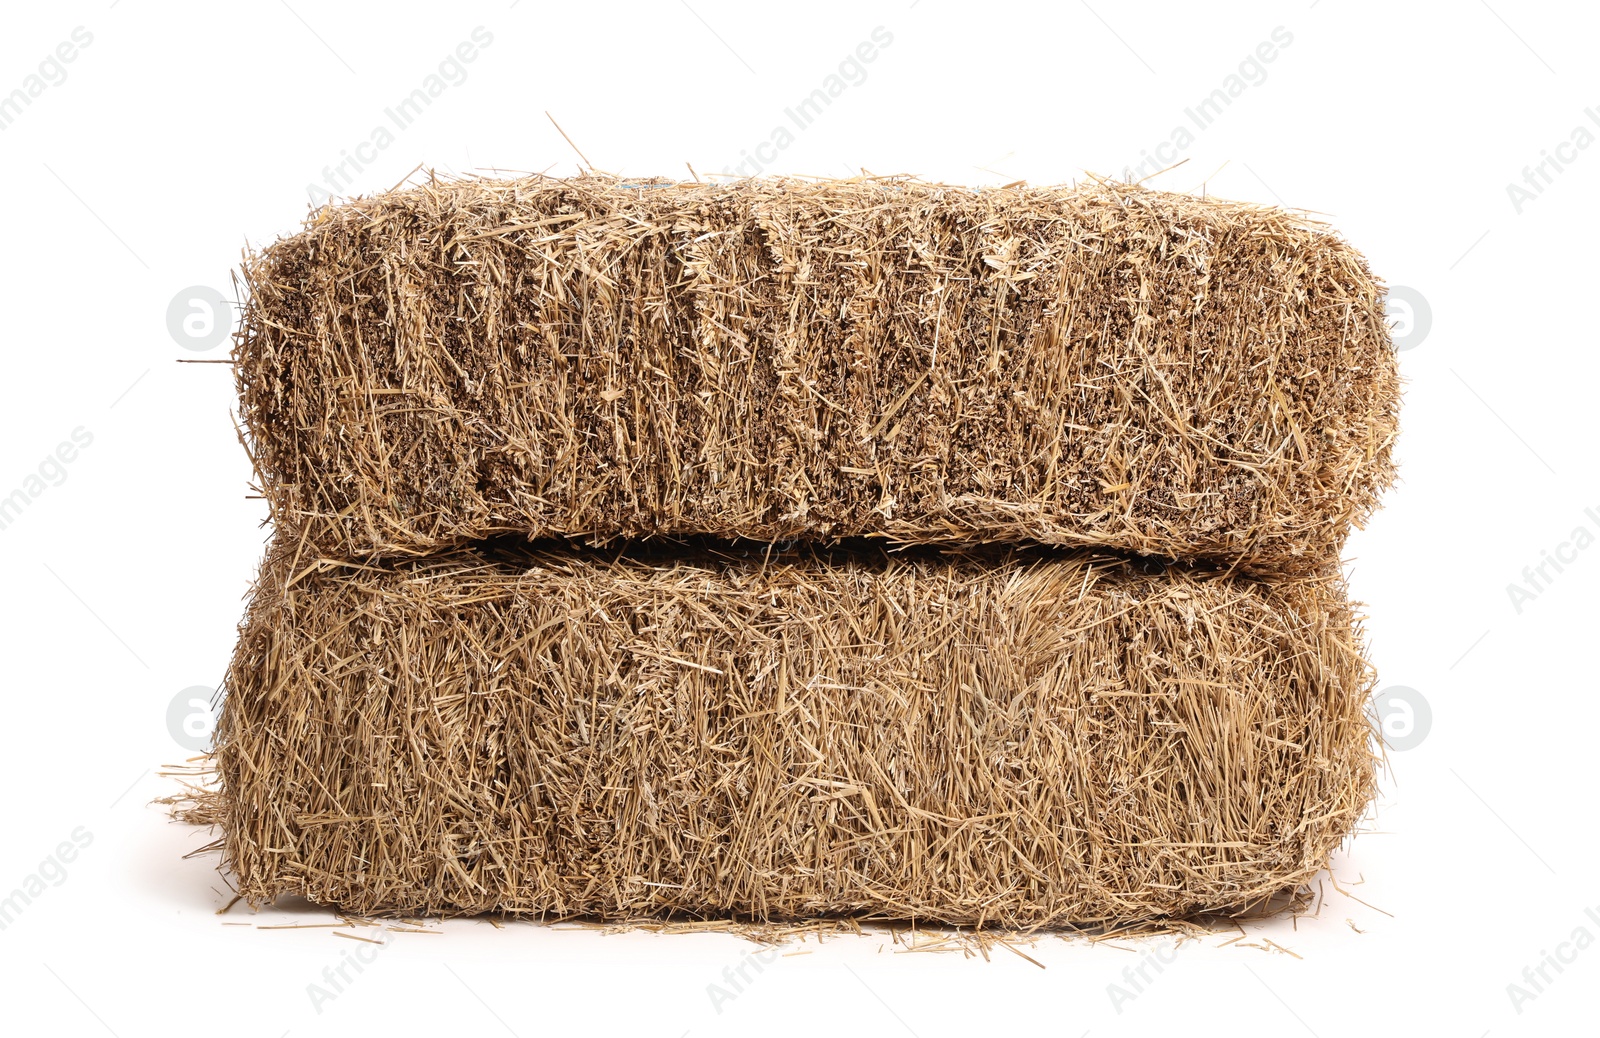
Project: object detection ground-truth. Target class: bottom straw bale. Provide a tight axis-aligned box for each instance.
[216,545,1376,928]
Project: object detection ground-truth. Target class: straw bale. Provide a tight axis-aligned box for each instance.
[237,175,1399,573]
[215,543,1376,927]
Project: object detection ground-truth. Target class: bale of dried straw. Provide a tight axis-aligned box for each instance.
[216,544,1376,927]
[237,175,1399,574]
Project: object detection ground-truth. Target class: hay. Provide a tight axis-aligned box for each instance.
[214,542,1376,928]
[210,172,1397,930]
[236,174,1399,574]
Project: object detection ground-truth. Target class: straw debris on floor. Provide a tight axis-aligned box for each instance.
[213,542,1377,928]
[236,174,1399,574]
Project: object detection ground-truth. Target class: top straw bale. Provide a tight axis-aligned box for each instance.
[237,175,1398,570]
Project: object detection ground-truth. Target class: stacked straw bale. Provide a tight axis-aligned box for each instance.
[237,175,1398,574]
[212,174,1397,928]
[218,546,1374,926]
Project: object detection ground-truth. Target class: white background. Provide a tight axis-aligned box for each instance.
[1,1,1595,1034]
